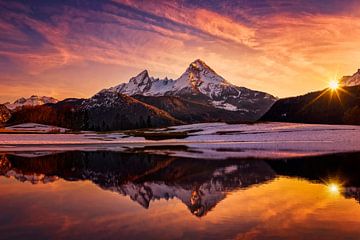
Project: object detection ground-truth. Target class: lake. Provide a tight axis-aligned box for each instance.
[1,151,360,239]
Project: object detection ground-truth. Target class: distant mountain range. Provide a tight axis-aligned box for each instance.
[340,69,360,87]
[261,68,360,125]
[5,60,277,130]
[3,62,360,128]
[4,95,58,110]
[261,85,360,125]
[1,96,58,124]
[106,59,275,115]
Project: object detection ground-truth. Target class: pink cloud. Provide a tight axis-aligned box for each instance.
[1,1,360,101]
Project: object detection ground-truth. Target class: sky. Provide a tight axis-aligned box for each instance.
[1,0,360,103]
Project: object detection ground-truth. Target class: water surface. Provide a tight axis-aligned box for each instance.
[1,151,360,239]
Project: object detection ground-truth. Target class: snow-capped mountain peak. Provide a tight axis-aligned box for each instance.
[102,59,232,98]
[103,69,175,97]
[98,59,276,115]
[129,70,150,85]
[173,59,231,96]
[14,97,27,105]
[341,69,360,87]
[5,95,58,110]
[186,59,225,79]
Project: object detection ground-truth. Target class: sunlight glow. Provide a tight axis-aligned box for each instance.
[327,183,341,195]
[329,80,339,90]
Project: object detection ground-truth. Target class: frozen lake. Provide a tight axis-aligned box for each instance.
[2,122,360,239]
[1,122,360,159]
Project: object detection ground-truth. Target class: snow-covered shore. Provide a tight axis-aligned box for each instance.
[1,122,360,159]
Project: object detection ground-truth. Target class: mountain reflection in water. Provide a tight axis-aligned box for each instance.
[0,152,276,217]
[1,151,360,239]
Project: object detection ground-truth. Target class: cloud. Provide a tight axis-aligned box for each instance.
[112,0,256,46]
[1,0,360,102]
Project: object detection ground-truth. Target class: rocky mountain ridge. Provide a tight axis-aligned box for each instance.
[4,95,58,110]
[102,59,277,115]
[4,60,277,130]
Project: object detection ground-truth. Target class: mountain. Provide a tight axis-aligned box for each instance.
[6,60,276,129]
[0,104,11,124]
[5,95,58,110]
[341,69,360,87]
[133,95,258,123]
[103,59,277,120]
[108,69,175,96]
[80,91,182,130]
[8,92,182,131]
[261,85,360,125]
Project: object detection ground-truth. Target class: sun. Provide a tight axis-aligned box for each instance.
[329,80,339,90]
[328,183,340,194]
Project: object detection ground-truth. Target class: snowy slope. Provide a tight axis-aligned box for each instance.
[172,59,231,96]
[5,95,58,110]
[107,59,235,98]
[107,70,176,96]
[341,69,360,87]
[2,122,360,160]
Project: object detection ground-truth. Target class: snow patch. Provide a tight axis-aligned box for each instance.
[2,122,360,160]
[6,123,69,133]
[212,101,238,111]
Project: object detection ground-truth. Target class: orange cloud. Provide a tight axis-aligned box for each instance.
[1,1,360,102]
[113,0,256,46]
